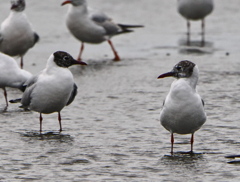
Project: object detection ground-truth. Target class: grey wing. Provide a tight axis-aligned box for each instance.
[18,74,36,92]
[24,72,40,87]
[90,9,120,35]
[66,83,78,106]
[90,8,111,23]
[20,75,39,108]
[201,99,205,106]
[20,83,36,109]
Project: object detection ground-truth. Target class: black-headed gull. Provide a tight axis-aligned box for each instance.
[158,60,206,154]
[0,52,32,110]
[61,0,143,61]
[0,0,39,69]
[13,51,87,133]
[177,0,214,46]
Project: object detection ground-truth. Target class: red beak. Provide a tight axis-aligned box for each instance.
[61,0,72,6]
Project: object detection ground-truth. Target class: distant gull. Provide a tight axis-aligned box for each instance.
[0,52,32,110]
[158,60,206,154]
[177,0,214,46]
[11,51,87,133]
[0,0,39,69]
[61,0,143,61]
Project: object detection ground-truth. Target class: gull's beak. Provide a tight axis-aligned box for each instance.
[72,59,87,66]
[78,61,87,66]
[157,71,175,79]
[61,0,72,6]
[74,60,87,66]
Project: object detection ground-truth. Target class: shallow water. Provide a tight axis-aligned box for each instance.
[1,0,240,181]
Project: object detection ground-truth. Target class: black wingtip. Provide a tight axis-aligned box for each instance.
[117,24,144,34]
[9,98,22,103]
[34,32,40,43]
[117,24,144,29]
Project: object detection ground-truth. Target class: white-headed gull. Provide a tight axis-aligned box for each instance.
[61,0,143,61]
[11,51,87,133]
[0,52,32,110]
[158,60,206,154]
[0,0,39,69]
[177,0,214,46]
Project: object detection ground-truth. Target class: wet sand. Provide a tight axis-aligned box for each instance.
[1,0,240,181]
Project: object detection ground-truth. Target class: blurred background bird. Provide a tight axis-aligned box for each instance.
[0,0,39,69]
[61,0,143,61]
[177,0,214,46]
[0,52,32,111]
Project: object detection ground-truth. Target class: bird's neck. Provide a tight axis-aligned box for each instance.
[45,54,62,72]
[9,11,23,18]
[178,66,199,89]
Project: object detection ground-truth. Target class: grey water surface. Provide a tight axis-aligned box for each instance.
[1,0,240,181]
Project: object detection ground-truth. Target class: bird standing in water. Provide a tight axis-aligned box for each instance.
[158,60,206,154]
[12,51,87,133]
[177,0,214,46]
[0,0,39,68]
[61,0,143,61]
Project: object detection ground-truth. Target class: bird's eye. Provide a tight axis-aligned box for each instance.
[176,66,182,70]
[63,56,70,61]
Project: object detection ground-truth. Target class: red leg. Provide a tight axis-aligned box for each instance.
[3,88,8,107]
[58,112,62,132]
[39,113,43,133]
[201,19,205,47]
[107,40,120,61]
[20,56,23,69]
[190,133,194,153]
[77,42,84,61]
[171,133,174,154]
[187,20,190,46]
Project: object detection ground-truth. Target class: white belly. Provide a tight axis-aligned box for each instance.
[160,80,206,134]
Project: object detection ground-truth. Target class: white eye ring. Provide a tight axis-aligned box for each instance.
[176,66,182,70]
[63,56,70,61]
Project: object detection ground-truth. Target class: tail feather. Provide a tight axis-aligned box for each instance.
[9,98,30,111]
[118,24,144,29]
[117,24,144,34]
[9,98,22,103]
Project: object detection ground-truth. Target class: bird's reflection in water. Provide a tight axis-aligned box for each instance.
[178,39,214,55]
[19,131,74,142]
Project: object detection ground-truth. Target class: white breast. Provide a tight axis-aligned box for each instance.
[0,12,36,56]
[29,65,74,114]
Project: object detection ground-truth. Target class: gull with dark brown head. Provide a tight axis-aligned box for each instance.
[61,0,143,61]
[158,60,206,154]
[11,51,87,133]
[177,0,214,46]
[0,0,39,68]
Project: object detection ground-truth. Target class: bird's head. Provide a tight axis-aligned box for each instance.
[11,0,25,12]
[158,60,196,79]
[53,51,87,68]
